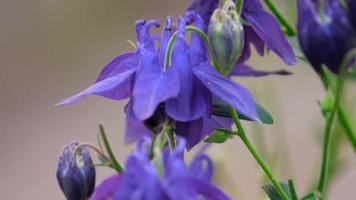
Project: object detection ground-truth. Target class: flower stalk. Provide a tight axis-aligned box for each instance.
[229,106,290,200]
[317,49,356,197]
[263,0,296,36]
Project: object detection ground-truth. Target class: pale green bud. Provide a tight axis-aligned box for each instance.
[208,0,244,76]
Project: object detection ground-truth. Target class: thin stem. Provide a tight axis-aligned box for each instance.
[99,125,124,173]
[236,0,244,15]
[166,125,176,150]
[73,143,111,165]
[321,66,356,152]
[229,106,290,200]
[288,179,299,200]
[263,0,297,36]
[316,49,356,197]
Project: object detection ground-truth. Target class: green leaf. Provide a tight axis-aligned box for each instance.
[262,182,292,200]
[212,100,274,124]
[204,129,235,143]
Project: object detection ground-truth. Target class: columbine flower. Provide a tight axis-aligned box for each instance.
[90,138,230,200]
[58,12,258,148]
[187,0,296,72]
[297,0,356,74]
[56,141,96,200]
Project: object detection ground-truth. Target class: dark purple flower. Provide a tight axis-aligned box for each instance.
[297,0,356,74]
[57,141,96,200]
[348,0,356,31]
[186,0,296,68]
[90,138,230,200]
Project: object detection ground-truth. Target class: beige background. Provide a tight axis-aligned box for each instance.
[1,0,355,199]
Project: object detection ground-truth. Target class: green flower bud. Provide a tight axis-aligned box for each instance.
[208,0,244,76]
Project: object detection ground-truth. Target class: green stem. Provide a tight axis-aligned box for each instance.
[321,66,356,152]
[229,106,290,200]
[263,0,297,36]
[288,179,299,200]
[99,125,124,173]
[166,125,176,150]
[317,50,355,197]
[236,0,244,15]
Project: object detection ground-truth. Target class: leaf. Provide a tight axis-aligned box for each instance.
[262,182,291,200]
[204,129,235,143]
[212,100,274,124]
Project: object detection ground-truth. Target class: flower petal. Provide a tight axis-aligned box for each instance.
[132,57,180,120]
[124,102,151,143]
[94,52,135,83]
[190,178,231,200]
[90,175,123,200]
[231,63,292,77]
[57,68,136,106]
[175,118,204,150]
[166,17,209,121]
[242,0,296,65]
[189,153,214,181]
[193,63,258,121]
[186,0,219,31]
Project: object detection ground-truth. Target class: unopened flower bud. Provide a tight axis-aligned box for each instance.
[56,141,96,200]
[297,0,356,74]
[208,0,244,76]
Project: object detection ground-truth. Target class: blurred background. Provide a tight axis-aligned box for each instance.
[1,0,356,199]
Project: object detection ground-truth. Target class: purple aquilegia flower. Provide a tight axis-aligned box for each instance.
[297,0,356,74]
[187,0,296,71]
[56,141,96,200]
[90,138,230,200]
[58,12,258,148]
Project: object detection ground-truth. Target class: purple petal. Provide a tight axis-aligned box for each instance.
[166,17,209,121]
[190,179,231,200]
[114,155,165,200]
[124,102,151,143]
[132,58,180,120]
[186,0,219,31]
[95,52,135,83]
[193,63,259,121]
[175,118,204,150]
[135,20,161,51]
[57,68,136,106]
[231,63,292,77]
[202,115,233,137]
[189,153,214,181]
[242,0,296,65]
[90,175,123,200]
